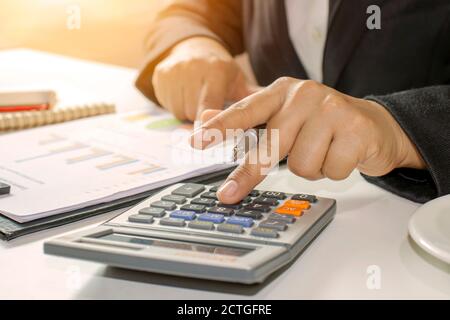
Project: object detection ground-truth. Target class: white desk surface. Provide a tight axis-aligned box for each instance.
[0,49,449,300]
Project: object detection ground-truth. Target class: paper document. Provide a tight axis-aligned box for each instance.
[0,108,235,223]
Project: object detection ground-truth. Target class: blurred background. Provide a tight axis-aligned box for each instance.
[0,0,163,68]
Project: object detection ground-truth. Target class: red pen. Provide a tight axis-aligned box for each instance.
[0,90,56,113]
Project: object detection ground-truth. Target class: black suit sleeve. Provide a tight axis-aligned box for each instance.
[363,85,450,203]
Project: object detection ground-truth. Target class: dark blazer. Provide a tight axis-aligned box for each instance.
[136,0,450,203]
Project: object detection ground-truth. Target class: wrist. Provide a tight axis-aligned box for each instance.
[373,101,426,170]
[170,36,232,59]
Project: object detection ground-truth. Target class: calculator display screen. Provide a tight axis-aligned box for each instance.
[98,233,252,257]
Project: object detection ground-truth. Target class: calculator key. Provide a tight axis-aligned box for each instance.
[160,217,186,227]
[138,207,166,218]
[198,213,225,224]
[161,194,186,204]
[207,206,234,216]
[209,186,219,192]
[253,197,279,206]
[218,202,243,210]
[217,223,244,234]
[251,227,279,238]
[243,203,271,212]
[291,194,317,203]
[249,190,260,197]
[259,219,288,231]
[283,200,311,210]
[188,220,215,231]
[170,210,197,221]
[151,200,177,210]
[236,209,263,220]
[128,214,154,224]
[180,204,206,213]
[268,213,296,224]
[261,191,286,200]
[243,196,252,203]
[172,183,205,197]
[191,197,216,206]
[200,191,218,200]
[227,216,254,228]
[275,205,303,216]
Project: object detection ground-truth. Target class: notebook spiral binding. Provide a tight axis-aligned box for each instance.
[0,103,116,131]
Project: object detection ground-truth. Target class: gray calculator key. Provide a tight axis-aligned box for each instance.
[251,227,279,238]
[161,194,186,204]
[160,217,186,227]
[128,214,154,224]
[259,219,288,231]
[261,191,286,200]
[243,203,271,212]
[217,223,244,234]
[180,204,206,213]
[207,206,234,216]
[151,200,177,210]
[0,182,11,195]
[138,207,166,217]
[209,186,219,192]
[188,220,215,231]
[268,213,296,224]
[200,191,218,200]
[172,183,205,197]
[291,194,317,203]
[253,197,279,206]
[191,197,216,206]
[218,202,243,210]
[236,209,263,220]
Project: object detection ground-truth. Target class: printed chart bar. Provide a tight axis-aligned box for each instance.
[128,164,166,175]
[16,142,88,163]
[66,148,112,164]
[39,134,66,145]
[96,155,139,170]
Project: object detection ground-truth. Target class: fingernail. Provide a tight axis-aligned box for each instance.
[218,180,238,198]
[190,128,205,149]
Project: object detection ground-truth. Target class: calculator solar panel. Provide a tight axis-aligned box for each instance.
[44,183,336,284]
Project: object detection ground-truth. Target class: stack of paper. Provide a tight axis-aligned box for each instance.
[0,108,235,223]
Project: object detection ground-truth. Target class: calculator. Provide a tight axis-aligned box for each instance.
[44,183,336,284]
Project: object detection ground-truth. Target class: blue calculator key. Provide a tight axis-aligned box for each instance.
[170,210,197,221]
[227,216,254,228]
[198,213,225,224]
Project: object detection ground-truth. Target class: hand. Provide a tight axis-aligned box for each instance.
[190,77,426,204]
[152,37,254,121]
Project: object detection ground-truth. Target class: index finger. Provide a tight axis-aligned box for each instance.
[189,85,284,149]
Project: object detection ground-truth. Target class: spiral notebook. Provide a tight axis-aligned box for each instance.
[0,103,116,131]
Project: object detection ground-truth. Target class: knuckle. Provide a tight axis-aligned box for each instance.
[231,164,256,181]
[287,157,318,180]
[273,76,296,88]
[298,79,321,93]
[322,167,348,181]
[320,93,348,116]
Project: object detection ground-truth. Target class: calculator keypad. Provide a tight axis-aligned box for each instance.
[124,184,320,241]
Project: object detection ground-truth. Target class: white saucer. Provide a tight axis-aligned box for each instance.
[409,195,450,264]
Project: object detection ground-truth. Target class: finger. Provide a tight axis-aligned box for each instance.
[200,109,222,123]
[218,116,292,204]
[322,136,359,180]
[183,77,203,122]
[287,115,334,180]
[190,85,284,149]
[195,80,227,120]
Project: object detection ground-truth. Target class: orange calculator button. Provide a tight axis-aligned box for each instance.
[284,200,311,210]
[275,205,303,216]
